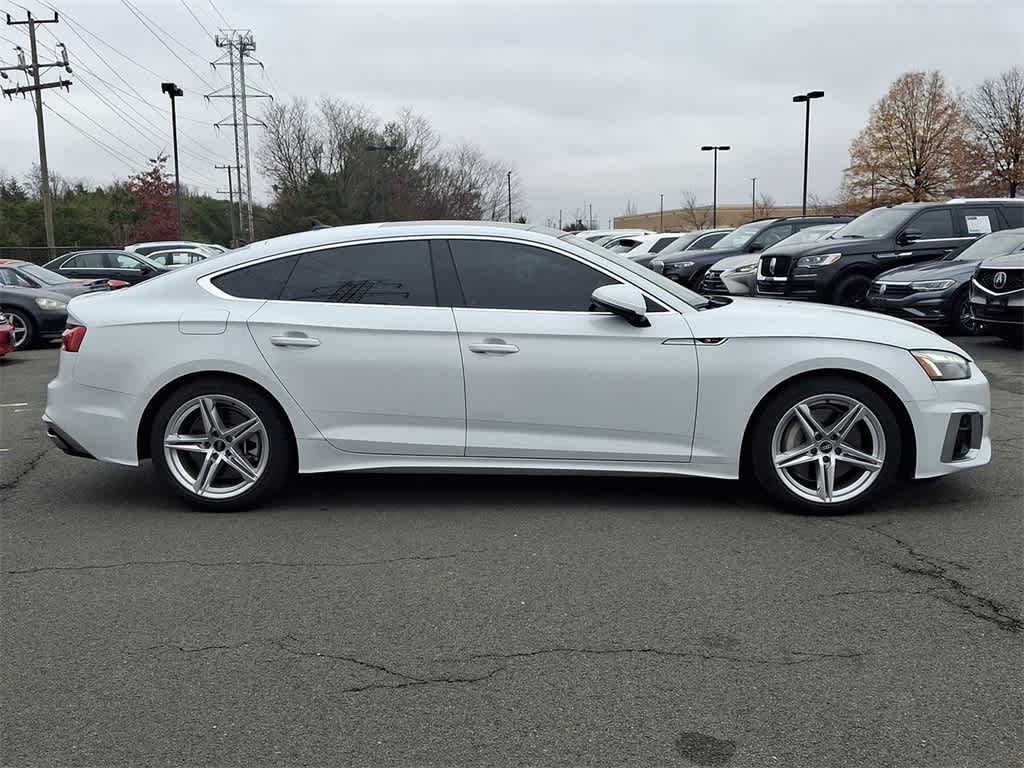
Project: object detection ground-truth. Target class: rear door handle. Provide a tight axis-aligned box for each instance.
[468,338,519,355]
[270,334,321,348]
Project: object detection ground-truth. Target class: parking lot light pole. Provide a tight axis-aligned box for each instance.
[700,145,730,228]
[161,82,184,238]
[660,193,664,231]
[751,177,757,221]
[793,90,824,216]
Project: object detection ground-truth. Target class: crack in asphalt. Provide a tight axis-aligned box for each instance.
[135,636,506,694]
[446,646,863,667]
[0,443,53,493]
[5,550,484,575]
[824,520,1022,633]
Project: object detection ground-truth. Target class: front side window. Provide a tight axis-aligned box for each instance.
[910,209,955,239]
[450,239,617,311]
[281,240,436,306]
[0,268,32,287]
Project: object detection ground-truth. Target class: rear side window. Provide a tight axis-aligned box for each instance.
[690,232,727,249]
[212,255,299,299]
[281,241,436,306]
[649,237,678,254]
[449,239,616,311]
[910,209,955,238]
[64,252,108,268]
[999,205,1023,228]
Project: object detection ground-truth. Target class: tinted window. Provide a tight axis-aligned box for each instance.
[64,252,108,268]
[114,253,145,269]
[649,237,679,254]
[0,268,31,287]
[909,209,955,239]
[956,208,998,237]
[750,224,795,250]
[689,232,728,250]
[450,239,616,311]
[212,255,299,299]
[281,241,435,305]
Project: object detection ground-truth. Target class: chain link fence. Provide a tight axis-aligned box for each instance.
[0,246,121,265]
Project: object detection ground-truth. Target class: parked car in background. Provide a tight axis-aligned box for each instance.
[635,228,733,268]
[620,233,688,260]
[654,216,852,289]
[45,221,990,515]
[0,284,69,349]
[0,310,14,357]
[702,223,846,296]
[0,259,113,297]
[126,241,222,257]
[146,248,212,268]
[573,229,652,244]
[866,227,1024,335]
[201,244,229,255]
[970,243,1024,346]
[755,199,1024,307]
[601,234,648,253]
[43,250,170,286]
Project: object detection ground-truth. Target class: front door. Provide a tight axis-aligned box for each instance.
[896,208,970,265]
[246,240,466,456]
[446,238,698,462]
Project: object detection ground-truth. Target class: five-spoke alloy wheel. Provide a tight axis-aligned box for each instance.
[150,378,292,511]
[752,376,901,514]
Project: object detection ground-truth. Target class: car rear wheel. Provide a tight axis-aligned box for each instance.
[6,310,34,349]
[751,376,902,514]
[149,378,293,511]
[832,274,871,308]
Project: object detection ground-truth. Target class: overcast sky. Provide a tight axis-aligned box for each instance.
[1,0,1021,226]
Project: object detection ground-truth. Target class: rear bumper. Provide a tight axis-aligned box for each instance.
[43,419,95,459]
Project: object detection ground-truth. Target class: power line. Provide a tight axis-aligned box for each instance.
[118,0,215,90]
[51,90,152,163]
[179,0,214,40]
[43,102,140,171]
[207,0,229,27]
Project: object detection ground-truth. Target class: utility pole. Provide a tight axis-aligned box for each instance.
[558,209,562,230]
[751,177,757,221]
[209,30,270,242]
[215,164,239,245]
[660,193,664,232]
[507,170,512,222]
[2,12,71,258]
[589,203,593,230]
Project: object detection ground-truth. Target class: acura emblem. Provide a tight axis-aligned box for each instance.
[769,257,777,274]
[993,271,1007,290]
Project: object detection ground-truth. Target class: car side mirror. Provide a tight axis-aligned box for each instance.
[748,243,764,253]
[140,265,154,275]
[898,229,923,245]
[590,284,650,327]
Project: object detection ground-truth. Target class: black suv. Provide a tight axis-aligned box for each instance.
[755,199,1024,307]
[651,215,852,289]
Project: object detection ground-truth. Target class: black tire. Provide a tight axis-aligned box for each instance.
[750,375,903,515]
[688,267,710,291]
[7,310,35,349]
[831,274,872,308]
[148,377,294,511]
[949,291,978,336]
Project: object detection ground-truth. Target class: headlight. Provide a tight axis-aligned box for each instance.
[34,297,67,311]
[666,261,695,272]
[732,264,758,274]
[797,253,843,268]
[911,350,971,381]
[910,279,956,291]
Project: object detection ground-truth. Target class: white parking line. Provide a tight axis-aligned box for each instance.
[13,408,33,413]
[0,403,29,408]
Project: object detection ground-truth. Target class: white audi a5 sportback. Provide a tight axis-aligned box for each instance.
[44,222,991,513]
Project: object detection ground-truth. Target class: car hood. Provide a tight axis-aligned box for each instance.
[43,280,100,298]
[760,236,891,259]
[979,253,1024,269]
[660,246,740,266]
[876,259,977,282]
[709,253,757,271]
[684,297,967,355]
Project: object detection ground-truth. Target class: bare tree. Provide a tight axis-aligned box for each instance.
[962,67,1024,197]
[680,190,711,230]
[756,192,776,218]
[843,71,964,202]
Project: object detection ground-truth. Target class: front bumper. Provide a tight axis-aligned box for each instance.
[865,290,956,327]
[702,269,754,296]
[36,309,68,339]
[969,294,1024,327]
[754,272,823,300]
[910,369,991,479]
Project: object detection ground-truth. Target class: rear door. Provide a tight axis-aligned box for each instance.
[242,239,466,456]
[446,237,698,462]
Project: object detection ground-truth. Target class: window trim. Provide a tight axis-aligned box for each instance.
[200,234,675,314]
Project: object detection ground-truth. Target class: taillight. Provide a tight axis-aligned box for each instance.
[62,325,87,352]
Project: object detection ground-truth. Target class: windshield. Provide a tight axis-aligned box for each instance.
[657,231,705,255]
[19,264,66,285]
[564,234,708,308]
[711,223,761,250]
[776,224,843,247]
[953,231,1024,262]
[833,207,914,239]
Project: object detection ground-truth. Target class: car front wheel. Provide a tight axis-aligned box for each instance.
[149,378,293,511]
[751,376,902,514]
[6,310,34,349]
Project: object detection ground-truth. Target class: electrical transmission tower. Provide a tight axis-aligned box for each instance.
[2,12,72,257]
[207,30,270,242]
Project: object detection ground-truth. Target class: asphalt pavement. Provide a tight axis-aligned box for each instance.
[1,338,1022,768]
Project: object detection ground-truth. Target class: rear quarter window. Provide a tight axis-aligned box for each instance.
[211,256,299,299]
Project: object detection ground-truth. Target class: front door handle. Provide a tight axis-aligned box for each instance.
[270,334,321,348]
[468,338,519,355]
